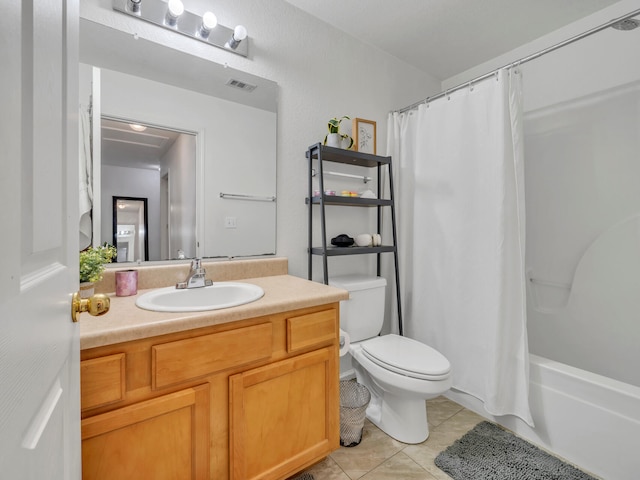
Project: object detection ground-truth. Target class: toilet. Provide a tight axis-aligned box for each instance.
[330,274,451,444]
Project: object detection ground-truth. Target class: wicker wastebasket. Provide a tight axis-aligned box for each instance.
[339,381,371,447]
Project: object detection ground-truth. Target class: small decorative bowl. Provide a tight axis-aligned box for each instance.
[331,234,354,247]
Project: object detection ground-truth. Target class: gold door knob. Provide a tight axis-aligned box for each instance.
[71,292,110,322]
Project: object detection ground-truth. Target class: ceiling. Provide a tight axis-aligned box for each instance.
[101,118,183,170]
[284,0,624,80]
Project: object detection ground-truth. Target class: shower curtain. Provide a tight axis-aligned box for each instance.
[387,68,533,425]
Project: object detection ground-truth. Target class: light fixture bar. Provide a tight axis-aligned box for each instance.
[113,0,249,57]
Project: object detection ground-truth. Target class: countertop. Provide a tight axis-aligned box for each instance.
[80,274,348,350]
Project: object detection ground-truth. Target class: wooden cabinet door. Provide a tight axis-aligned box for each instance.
[82,384,210,480]
[229,347,339,480]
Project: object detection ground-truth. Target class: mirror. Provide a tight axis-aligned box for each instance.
[78,19,278,261]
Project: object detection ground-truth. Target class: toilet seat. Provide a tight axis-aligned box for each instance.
[360,334,450,381]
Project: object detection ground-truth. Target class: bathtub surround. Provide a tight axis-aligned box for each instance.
[387,68,532,426]
[524,83,640,387]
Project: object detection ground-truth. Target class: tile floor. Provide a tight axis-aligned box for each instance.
[297,396,484,480]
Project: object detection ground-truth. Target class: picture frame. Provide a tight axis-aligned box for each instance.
[353,118,377,154]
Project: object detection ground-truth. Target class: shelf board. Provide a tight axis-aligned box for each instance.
[306,196,392,207]
[306,143,391,167]
[310,245,396,256]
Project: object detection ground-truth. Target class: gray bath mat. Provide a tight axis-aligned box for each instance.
[435,421,598,480]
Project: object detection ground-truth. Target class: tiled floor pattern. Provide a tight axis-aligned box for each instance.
[297,396,484,480]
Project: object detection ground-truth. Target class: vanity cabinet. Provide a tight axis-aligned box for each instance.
[80,304,340,480]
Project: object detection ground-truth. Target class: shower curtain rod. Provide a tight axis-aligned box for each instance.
[396,8,640,114]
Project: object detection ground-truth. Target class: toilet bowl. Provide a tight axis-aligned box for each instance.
[350,334,451,443]
[330,274,451,444]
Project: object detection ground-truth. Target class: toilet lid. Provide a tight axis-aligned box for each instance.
[361,334,451,380]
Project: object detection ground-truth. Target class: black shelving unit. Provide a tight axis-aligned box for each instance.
[306,143,403,335]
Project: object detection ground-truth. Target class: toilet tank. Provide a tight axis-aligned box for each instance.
[329,274,387,342]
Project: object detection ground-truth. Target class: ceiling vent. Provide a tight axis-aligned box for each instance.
[611,18,639,31]
[226,78,257,92]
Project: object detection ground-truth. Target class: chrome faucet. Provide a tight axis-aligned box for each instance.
[176,258,213,289]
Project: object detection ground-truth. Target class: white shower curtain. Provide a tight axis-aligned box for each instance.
[387,68,533,425]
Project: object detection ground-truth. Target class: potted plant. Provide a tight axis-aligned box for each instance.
[79,243,117,297]
[324,116,354,149]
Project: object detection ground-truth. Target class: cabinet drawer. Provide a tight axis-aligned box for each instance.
[81,353,126,410]
[287,309,337,353]
[152,323,273,389]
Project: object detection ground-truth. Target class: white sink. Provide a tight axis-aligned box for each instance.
[135,282,264,312]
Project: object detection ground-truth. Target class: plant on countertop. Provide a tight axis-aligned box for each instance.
[324,115,354,149]
[80,243,117,283]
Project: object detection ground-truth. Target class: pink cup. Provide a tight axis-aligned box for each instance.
[116,269,138,297]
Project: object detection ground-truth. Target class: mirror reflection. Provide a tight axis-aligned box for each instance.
[113,196,149,262]
[79,19,278,262]
[102,118,197,261]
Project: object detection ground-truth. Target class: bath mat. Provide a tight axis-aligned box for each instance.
[289,473,314,480]
[435,421,598,480]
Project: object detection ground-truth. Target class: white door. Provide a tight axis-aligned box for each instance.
[0,1,81,479]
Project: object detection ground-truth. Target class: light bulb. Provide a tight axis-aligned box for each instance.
[165,0,184,26]
[233,25,247,41]
[168,0,184,16]
[228,25,247,49]
[200,11,217,37]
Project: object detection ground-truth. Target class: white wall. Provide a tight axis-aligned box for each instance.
[79,63,92,110]
[162,133,197,259]
[80,0,441,279]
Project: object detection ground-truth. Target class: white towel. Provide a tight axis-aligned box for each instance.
[79,105,93,250]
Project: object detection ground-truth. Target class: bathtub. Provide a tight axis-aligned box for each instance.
[446,354,640,480]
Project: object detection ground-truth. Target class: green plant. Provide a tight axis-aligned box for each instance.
[79,244,117,283]
[324,116,354,149]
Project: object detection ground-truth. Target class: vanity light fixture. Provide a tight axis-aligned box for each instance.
[227,24,247,50]
[112,0,249,57]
